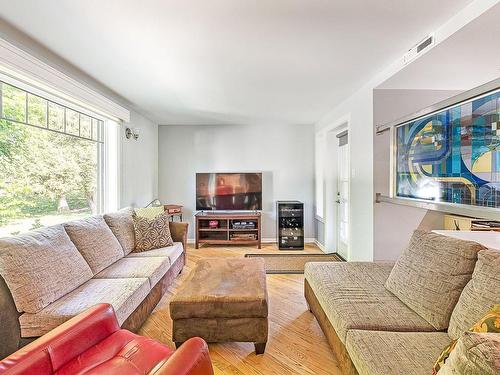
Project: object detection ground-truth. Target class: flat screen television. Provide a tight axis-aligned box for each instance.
[196,172,262,211]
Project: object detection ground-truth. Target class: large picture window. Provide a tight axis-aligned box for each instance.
[395,88,500,208]
[0,81,105,237]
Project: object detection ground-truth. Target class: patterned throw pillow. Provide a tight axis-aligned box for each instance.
[134,206,165,219]
[433,304,500,374]
[133,213,173,252]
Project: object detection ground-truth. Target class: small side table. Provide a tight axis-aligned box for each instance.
[164,204,183,222]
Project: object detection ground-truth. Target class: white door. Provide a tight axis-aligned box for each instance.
[336,131,349,259]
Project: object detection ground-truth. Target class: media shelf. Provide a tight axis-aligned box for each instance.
[195,212,261,249]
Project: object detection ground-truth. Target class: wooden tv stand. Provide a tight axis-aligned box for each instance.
[195,212,261,249]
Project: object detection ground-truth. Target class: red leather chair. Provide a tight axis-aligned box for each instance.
[0,304,214,375]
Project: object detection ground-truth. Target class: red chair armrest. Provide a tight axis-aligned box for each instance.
[149,337,214,375]
[0,304,120,374]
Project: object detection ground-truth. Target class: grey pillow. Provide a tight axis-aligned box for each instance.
[104,207,135,255]
[64,216,124,274]
[0,225,93,313]
[385,230,484,330]
[448,249,500,340]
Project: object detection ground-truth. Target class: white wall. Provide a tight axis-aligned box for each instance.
[120,111,159,208]
[158,124,315,240]
[313,0,495,261]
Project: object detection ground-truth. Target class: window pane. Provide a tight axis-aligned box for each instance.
[27,94,48,127]
[80,114,92,139]
[65,109,79,136]
[0,125,98,237]
[2,84,26,122]
[48,102,65,131]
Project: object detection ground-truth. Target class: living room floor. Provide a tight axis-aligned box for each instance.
[138,243,342,375]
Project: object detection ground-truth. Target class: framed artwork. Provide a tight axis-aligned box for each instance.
[395,88,500,208]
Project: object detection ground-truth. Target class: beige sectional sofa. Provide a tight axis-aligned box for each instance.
[0,208,188,359]
[305,230,500,375]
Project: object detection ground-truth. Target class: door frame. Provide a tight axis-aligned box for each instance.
[320,114,351,259]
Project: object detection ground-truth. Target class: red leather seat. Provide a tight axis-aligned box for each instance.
[0,304,214,375]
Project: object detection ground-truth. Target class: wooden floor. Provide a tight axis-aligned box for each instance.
[138,243,343,375]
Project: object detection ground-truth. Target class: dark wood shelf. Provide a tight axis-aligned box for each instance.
[195,212,261,249]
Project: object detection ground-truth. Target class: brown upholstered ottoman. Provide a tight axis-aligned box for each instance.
[170,257,268,354]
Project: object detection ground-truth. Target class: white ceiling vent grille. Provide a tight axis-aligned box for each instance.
[403,34,434,65]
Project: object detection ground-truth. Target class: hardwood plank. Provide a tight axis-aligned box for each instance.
[138,243,342,374]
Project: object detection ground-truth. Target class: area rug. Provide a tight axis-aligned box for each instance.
[244,253,343,274]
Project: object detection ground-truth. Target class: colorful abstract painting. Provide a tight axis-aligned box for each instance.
[396,89,500,208]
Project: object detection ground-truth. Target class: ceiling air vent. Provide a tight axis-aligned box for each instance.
[403,34,434,65]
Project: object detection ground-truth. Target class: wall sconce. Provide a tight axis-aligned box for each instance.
[125,127,140,140]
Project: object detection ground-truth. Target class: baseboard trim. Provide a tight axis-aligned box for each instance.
[186,237,316,244]
[314,239,326,252]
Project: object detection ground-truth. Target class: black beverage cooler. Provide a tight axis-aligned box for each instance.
[276,201,304,250]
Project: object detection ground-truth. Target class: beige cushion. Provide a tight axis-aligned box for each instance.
[0,225,93,314]
[95,256,171,288]
[385,230,484,330]
[128,242,184,264]
[133,214,174,252]
[304,261,436,344]
[104,207,135,255]
[64,216,124,274]
[19,278,149,337]
[346,330,451,375]
[448,249,500,340]
[170,258,268,319]
[438,332,500,375]
[134,206,165,219]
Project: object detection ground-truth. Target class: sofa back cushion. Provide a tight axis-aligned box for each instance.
[448,249,500,340]
[385,230,484,330]
[64,216,124,274]
[0,225,93,313]
[103,208,135,255]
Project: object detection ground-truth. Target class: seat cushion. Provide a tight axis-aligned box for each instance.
[64,216,125,274]
[95,256,171,288]
[437,332,500,375]
[0,225,93,314]
[385,230,484,330]
[128,242,184,264]
[170,258,267,319]
[104,208,136,255]
[56,329,173,375]
[448,249,500,340]
[346,330,451,375]
[19,278,149,337]
[304,261,436,344]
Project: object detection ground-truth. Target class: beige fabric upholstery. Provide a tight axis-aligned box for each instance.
[385,230,484,330]
[304,261,436,344]
[346,330,451,375]
[128,242,183,264]
[448,249,500,340]
[438,332,500,375]
[19,278,149,337]
[95,256,171,288]
[170,258,268,319]
[104,207,135,255]
[64,216,124,274]
[0,225,93,314]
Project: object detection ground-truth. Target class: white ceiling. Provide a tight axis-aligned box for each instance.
[0,0,473,125]
[378,2,500,91]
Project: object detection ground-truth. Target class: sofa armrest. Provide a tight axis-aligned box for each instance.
[149,337,213,375]
[169,221,189,251]
[0,304,120,374]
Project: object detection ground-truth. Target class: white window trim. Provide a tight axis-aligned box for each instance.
[0,38,130,122]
